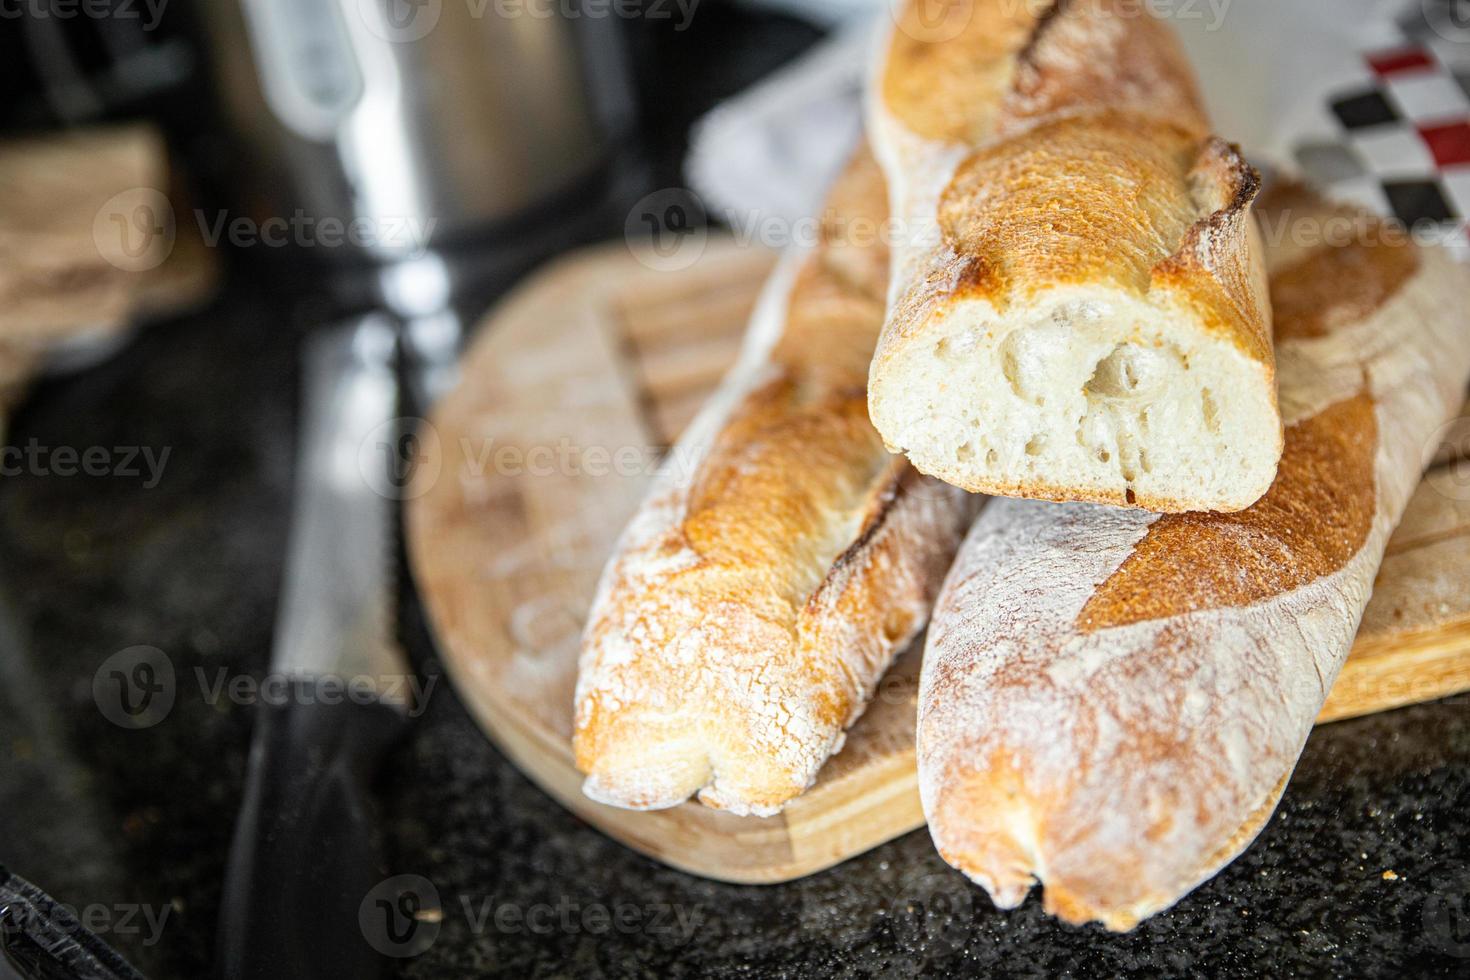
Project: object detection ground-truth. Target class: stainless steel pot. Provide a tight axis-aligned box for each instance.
[198,0,632,262]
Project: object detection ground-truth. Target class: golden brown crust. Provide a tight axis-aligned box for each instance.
[882,0,1043,144]
[1077,392,1378,631]
[882,0,1207,144]
[574,143,975,815]
[1149,138,1271,363]
[1270,236,1420,343]
[936,116,1266,362]
[682,374,889,580]
[771,260,887,384]
[772,146,892,379]
[814,146,892,302]
[939,116,1204,300]
[1000,0,1207,137]
[691,147,897,563]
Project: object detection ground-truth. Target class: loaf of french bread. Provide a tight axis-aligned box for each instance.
[574,148,977,817]
[917,183,1470,929]
[867,0,1279,512]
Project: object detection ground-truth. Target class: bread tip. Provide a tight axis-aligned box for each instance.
[1042,887,1153,934]
[696,784,784,819]
[580,773,688,813]
[579,748,714,813]
[946,855,1034,913]
[942,838,1163,933]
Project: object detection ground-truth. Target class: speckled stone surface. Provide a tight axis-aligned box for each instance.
[3,15,1470,980]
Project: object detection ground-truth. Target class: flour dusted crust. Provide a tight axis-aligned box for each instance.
[917,185,1470,929]
[868,0,1279,512]
[573,148,976,817]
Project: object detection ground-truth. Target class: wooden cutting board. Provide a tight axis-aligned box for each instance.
[406,236,1470,884]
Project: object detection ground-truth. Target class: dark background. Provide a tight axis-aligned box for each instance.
[2,2,1470,977]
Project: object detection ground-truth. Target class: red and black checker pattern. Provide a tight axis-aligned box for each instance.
[1296,26,1470,251]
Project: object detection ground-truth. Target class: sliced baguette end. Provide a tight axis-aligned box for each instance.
[869,288,1282,512]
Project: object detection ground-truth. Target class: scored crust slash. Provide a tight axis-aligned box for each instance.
[573,149,977,818]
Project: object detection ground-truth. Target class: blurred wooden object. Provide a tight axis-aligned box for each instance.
[407,236,1470,883]
[0,124,217,421]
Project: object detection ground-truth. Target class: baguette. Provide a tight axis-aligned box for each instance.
[917,183,1470,929]
[573,148,976,817]
[867,0,1279,512]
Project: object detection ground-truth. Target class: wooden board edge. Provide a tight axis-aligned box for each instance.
[432,645,818,884]
[404,235,1470,885]
[427,623,929,884]
[1318,615,1470,723]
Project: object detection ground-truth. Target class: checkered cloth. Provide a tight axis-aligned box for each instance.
[1292,2,1470,256]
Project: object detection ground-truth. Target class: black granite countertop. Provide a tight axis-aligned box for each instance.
[3,11,1470,980]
